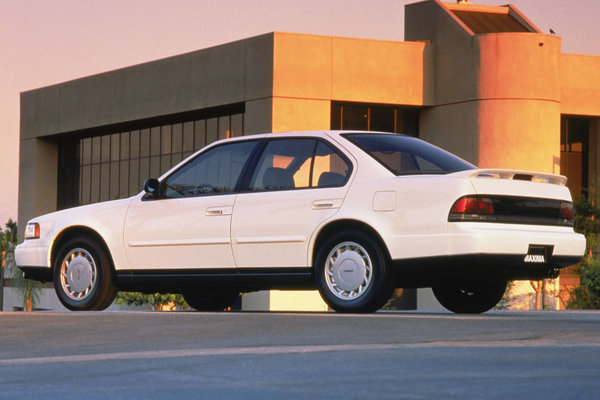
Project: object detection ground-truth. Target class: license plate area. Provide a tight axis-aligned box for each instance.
[524,245,553,265]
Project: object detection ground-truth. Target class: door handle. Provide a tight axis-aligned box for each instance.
[312,199,342,209]
[206,206,232,216]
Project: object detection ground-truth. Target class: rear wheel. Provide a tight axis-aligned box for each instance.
[53,235,117,311]
[183,290,240,311]
[315,230,393,313]
[432,280,507,314]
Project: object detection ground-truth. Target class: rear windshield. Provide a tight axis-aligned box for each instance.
[344,133,476,175]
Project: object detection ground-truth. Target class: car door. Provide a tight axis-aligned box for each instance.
[123,140,258,270]
[231,138,353,268]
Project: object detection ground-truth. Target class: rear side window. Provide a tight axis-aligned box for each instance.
[249,138,352,191]
[344,133,475,175]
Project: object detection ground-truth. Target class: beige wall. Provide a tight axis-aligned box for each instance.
[474,33,561,172]
[561,54,600,116]
[272,32,434,107]
[270,32,434,133]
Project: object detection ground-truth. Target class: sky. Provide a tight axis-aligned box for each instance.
[1,0,600,226]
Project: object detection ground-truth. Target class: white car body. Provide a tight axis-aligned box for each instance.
[15,131,586,313]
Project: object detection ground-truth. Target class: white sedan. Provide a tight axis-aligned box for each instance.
[15,131,585,313]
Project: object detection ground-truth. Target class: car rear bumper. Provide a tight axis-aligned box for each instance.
[386,222,585,286]
[445,222,586,259]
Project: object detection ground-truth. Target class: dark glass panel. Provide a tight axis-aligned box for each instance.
[130,130,140,158]
[160,155,171,175]
[218,116,230,140]
[207,118,218,144]
[341,105,368,130]
[161,125,172,155]
[370,107,395,133]
[80,165,91,205]
[90,164,101,203]
[119,160,129,198]
[139,157,150,185]
[140,129,150,157]
[150,156,161,178]
[120,132,130,160]
[183,122,194,152]
[194,120,206,150]
[150,127,161,156]
[231,113,243,137]
[172,153,183,166]
[401,109,420,137]
[92,136,102,164]
[110,161,119,200]
[173,123,183,154]
[100,163,110,202]
[129,158,140,195]
[101,135,111,163]
[111,133,120,161]
[330,103,342,130]
[82,138,92,165]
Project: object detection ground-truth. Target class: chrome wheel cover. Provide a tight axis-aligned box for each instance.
[324,241,373,301]
[59,248,97,301]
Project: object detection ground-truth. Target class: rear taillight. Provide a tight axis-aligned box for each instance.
[559,201,575,226]
[448,196,575,227]
[448,196,495,222]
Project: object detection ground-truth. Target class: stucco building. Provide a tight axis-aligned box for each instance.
[6,0,600,311]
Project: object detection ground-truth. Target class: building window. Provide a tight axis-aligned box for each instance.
[331,102,420,136]
[560,117,589,199]
[57,105,245,209]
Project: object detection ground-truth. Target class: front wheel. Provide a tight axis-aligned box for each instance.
[432,280,507,314]
[53,235,117,311]
[315,230,393,313]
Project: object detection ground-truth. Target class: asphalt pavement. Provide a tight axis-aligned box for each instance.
[1,310,599,399]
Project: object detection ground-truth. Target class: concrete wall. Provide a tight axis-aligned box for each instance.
[270,32,434,133]
[406,1,562,173]
[20,34,274,139]
[474,33,561,172]
[561,54,600,116]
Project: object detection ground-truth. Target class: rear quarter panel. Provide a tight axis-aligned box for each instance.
[334,174,476,260]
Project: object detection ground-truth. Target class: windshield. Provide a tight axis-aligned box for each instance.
[344,133,476,175]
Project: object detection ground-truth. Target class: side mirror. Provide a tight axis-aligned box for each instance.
[143,178,161,198]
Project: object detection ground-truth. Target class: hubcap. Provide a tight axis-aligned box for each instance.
[324,241,373,300]
[59,248,97,301]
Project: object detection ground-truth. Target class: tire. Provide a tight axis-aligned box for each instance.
[432,280,507,314]
[53,235,117,311]
[183,290,240,311]
[315,230,393,313]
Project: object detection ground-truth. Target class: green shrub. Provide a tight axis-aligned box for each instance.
[567,257,600,309]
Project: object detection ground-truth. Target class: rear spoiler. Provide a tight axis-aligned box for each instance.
[450,169,567,186]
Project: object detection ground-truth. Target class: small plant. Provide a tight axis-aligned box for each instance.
[567,257,600,309]
[494,281,515,310]
[1,219,42,311]
[116,292,188,311]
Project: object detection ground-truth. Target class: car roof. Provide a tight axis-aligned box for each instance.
[207,130,398,147]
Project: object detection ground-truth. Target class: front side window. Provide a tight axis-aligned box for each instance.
[162,140,257,198]
[344,133,475,175]
[249,138,351,191]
